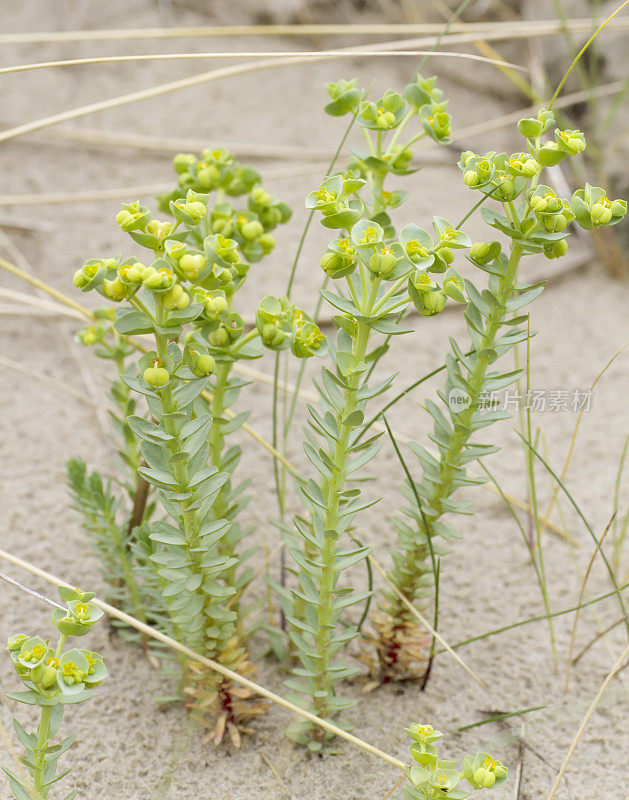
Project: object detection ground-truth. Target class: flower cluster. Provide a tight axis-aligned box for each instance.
[404,724,507,799]
[459,107,626,263]
[157,147,291,262]
[255,295,326,358]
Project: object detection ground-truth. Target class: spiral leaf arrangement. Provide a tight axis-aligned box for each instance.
[69,151,321,742]
[373,108,627,682]
[282,74,466,745]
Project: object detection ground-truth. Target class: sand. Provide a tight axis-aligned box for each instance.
[1,2,628,798]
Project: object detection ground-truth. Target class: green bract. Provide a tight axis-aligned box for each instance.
[324,78,364,116]
[571,183,627,229]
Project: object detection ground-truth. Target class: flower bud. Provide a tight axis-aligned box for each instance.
[77,325,98,346]
[39,663,59,689]
[291,319,325,358]
[415,288,446,316]
[143,363,169,388]
[118,261,145,285]
[463,170,480,188]
[173,153,196,173]
[73,260,103,290]
[258,233,276,254]
[7,634,28,652]
[143,268,174,291]
[162,284,190,310]
[203,293,228,319]
[173,199,207,224]
[190,351,215,377]
[543,239,568,259]
[240,219,264,241]
[208,325,231,348]
[250,187,272,207]
[368,247,398,277]
[73,269,90,289]
[469,242,492,264]
[102,277,127,302]
[178,253,206,281]
[530,195,547,212]
[473,768,495,788]
[383,147,408,173]
[591,202,613,225]
[556,129,586,156]
[261,323,286,348]
[115,202,150,232]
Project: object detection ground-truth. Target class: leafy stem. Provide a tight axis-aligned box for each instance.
[33,707,53,798]
[314,318,372,716]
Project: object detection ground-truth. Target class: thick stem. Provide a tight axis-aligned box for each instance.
[208,362,230,485]
[207,361,240,592]
[313,266,377,718]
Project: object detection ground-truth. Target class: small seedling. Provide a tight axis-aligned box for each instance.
[3,587,107,800]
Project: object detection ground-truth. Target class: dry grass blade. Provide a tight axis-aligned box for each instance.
[539,341,629,536]
[0,354,102,408]
[0,184,172,207]
[0,287,85,320]
[1,18,627,45]
[0,42,523,146]
[564,514,615,691]
[572,617,627,666]
[368,552,486,689]
[0,255,95,319]
[546,642,629,800]
[0,547,407,771]
[0,49,526,77]
[1,124,333,160]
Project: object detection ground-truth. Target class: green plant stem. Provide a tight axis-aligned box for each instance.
[520,317,556,662]
[385,243,523,635]
[313,279,378,718]
[153,305,208,657]
[33,706,52,798]
[612,432,629,573]
[207,361,239,586]
[433,245,521,504]
[209,362,230,476]
[55,634,67,660]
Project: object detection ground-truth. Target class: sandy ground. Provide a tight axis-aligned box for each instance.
[1,2,629,799]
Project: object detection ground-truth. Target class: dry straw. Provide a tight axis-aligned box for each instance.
[0,43,522,146]
[0,49,525,78]
[546,641,629,800]
[0,18,627,44]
